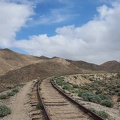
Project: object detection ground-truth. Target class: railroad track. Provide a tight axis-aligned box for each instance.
[29,80,45,120]
[37,77,104,120]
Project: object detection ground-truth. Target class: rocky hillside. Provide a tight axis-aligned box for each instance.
[66,60,101,71]
[0,48,41,76]
[100,60,120,72]
[0,59,83,91]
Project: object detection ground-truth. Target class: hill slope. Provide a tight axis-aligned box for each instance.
[0,59,83,85]
[100,60,120,72]
[0,48,41,75]
[66,60,101,71]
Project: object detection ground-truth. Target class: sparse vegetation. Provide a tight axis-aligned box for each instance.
[62,85,71,91]
[0,104,11,117]
[73,76,77,79]
[97,94,110,100]
[101,100,114,108]
[81,92,101,104]
[36,103,44,110]
[89,108,109,119]
[72,84,79,88]
[78,90,86,97]
[0,88,20,99]
[6,91,15,96]
[0,94,8,99]
[54,74,120,109]
[12,88,19,93]
[117,97,120,102]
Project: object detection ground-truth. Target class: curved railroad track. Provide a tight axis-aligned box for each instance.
[37,77,104,120]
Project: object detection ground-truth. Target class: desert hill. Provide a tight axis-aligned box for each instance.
[100,60,120,72]
[0,59,83,91]
[66,60,100,71]
[0,48,42,76]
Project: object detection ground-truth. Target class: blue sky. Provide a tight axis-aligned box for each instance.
[0,0,120,64]
[16,0,104,39]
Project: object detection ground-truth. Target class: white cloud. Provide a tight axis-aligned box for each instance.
[0,1,120,64]
[0,1,33,47]
[37,8,72,24]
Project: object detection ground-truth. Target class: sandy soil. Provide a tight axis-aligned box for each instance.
[0,81,33,120]
[64,74,91,85]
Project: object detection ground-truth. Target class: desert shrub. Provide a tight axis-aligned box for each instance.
[89,78,94,81]
[117,97,120,102]
[114,88,120,93]
[62,85,71,91]
[80,85,90,90]
[73,84,79,88]
[0,94,7,99]
[78,91,86,97]
[116,85,120,88]
[73,76,77,79]
[117,92,120,96]
[101,100,114,108]
[95,90,102,94]
[0,104,11,117]
[89,108,109,119]
[36,103,44,110]
[97,94,110,100]
[117,72,120,79]
[6,91,15,96]
[12,88,19,93]
[55,78,64,86]
[81,92,101,103]
[98,111,109,118]
[89,108,96,113]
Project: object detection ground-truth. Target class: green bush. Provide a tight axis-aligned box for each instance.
[0,104,11,117]
[117,97,120,102]
[0,94,7,99]
[117,92,120,96]
[89,108,109,119]
[73,84,79,88]
[62,85,71,91]
[81,92,101,103]
[6,92,15,96]
[36,103,44,110]
[12,88,19,93]
[97,94,110,100]
[73,76,77,79]
[114,88,120,93]
[101,100,114,108]
[98,111,109,118]
[78,91,86,97]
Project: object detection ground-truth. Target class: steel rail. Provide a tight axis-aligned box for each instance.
[37,80,51,120]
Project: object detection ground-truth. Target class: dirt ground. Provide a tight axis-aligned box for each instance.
[0,81,33,120]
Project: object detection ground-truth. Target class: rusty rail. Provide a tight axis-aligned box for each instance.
[37,80,51,120]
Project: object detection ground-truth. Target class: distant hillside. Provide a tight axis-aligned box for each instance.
[100,60,120,72]
[0,59,83,85]
[0,48,41,75]
[66,60,101,71]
